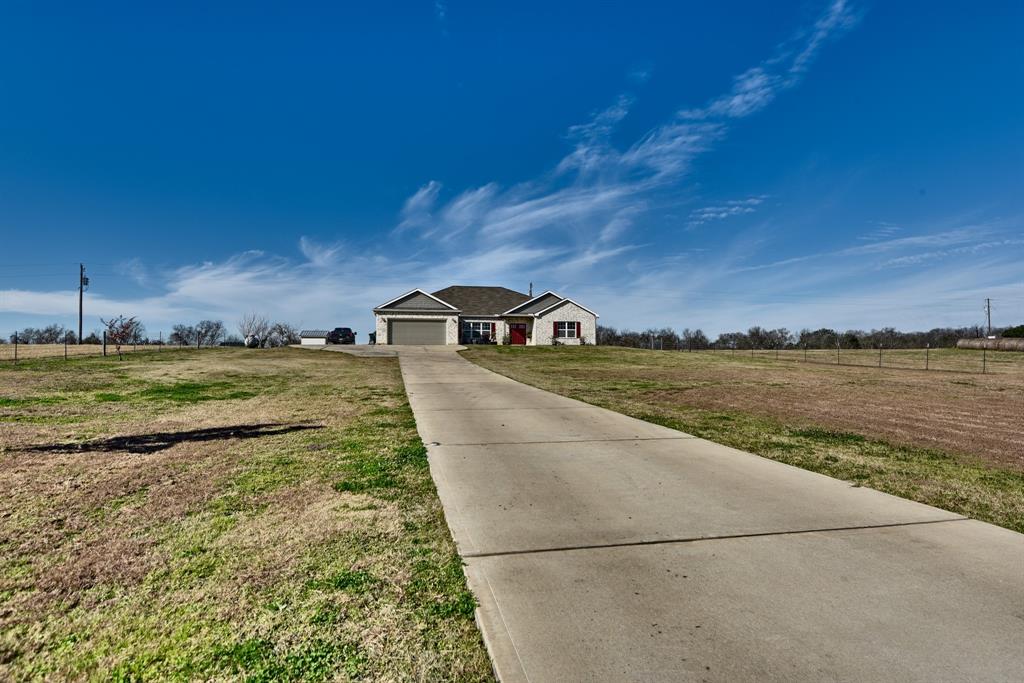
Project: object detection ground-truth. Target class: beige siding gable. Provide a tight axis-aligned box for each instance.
[384,291,454,311]
[506,292,563,315]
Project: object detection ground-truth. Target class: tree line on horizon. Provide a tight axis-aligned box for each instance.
[7,320,1023,349]
[3,315,302,348]
[596,324,1024,351]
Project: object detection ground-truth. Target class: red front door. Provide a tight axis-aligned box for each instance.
[510,323,527,345]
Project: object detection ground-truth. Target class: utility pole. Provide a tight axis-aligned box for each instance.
[78,263,89,344]
[984,298,992,337]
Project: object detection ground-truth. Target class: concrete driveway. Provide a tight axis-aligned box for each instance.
[362,346,1024,680]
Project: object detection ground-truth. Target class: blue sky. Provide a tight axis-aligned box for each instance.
[1,0,1022,338]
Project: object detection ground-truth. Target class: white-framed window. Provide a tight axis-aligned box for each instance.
[556,321,577,338]
[462,321,494,342]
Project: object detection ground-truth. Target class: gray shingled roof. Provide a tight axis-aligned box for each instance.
[431,286,531,316]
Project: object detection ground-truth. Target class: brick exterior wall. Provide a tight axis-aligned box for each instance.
[532,301,597,345]
[460,318,508,344]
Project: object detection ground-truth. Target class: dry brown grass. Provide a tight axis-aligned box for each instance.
[0,348,492,681]
[639,356,1024,471]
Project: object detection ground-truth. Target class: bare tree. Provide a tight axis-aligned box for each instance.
[196,320,226,347]
[170,324,196,346]
[37,324,67,344]
[266,322,300,347]
[238,313,270,348]
[681,328,710,350]
[100,315,140,360]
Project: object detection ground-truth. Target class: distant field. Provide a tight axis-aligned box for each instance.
[0,348,491,681]
[0,343,168,361]
[463,345,1024,533]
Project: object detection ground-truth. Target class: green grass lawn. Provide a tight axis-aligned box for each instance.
[463,345,1024,534]
[0,348,493,681]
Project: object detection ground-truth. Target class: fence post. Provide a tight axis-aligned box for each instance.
[159,331,162,352]
[64,332,68,360]
[804,344,808,362]
[103,331,107,357]
[925,344,929,371]
[836,341,840,365]
[982,346,986,374]
[878,345,882,368]
[13,332,17,363]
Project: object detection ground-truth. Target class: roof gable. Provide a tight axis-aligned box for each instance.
[533,297,599,318]
[431,286,529,316]
[504,291,564,315]
[375,289,458,311]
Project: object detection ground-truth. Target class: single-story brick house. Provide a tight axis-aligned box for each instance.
[373,286,598,346]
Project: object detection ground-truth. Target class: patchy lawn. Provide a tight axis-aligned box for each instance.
[463,346,1024,533]
[0,348,492,681]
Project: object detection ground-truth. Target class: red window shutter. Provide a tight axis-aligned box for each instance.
[576,321,581,338]
[491,322,496,337]
[553,321,558,338]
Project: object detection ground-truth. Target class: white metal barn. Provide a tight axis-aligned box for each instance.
[299,330,329,346]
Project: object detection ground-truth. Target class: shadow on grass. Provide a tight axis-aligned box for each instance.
[22,423,322,455]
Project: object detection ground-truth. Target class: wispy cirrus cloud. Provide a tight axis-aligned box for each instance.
[394,180,442,234]
[857,221,902,241]
[394,0,857,261]
[627,65,652,85]
[681,0,858,120]
[732,223,1001,274]
[687,196,768,228]
[298,236,344,267]
[877,238,1024,268]
[117,258,150,287]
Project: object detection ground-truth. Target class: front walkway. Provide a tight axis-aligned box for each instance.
[336,346,1024,681]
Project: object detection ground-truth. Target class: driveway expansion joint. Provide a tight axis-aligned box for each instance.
[461,517,970,559]
[430,435,698,447]
[413,406,596,412]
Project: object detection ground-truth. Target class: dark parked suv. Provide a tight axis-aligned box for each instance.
[326,327,356,344]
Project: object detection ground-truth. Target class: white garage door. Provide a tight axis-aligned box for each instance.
[389,320,446,345]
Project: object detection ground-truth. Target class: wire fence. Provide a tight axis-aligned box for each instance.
[650,344,1024,376]
[5,334,1022,375]
[0,332,195,362]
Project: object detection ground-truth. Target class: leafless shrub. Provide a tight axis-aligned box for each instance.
[196,320,226,347]
[266,322,300,347]
[238,313,270,348]
[100,315,140,360]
